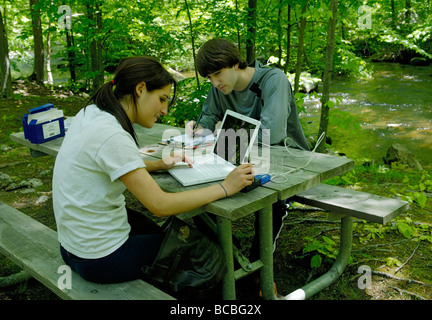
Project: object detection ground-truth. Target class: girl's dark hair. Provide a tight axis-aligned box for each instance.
[88,56,177,144]
[196,38,248,78]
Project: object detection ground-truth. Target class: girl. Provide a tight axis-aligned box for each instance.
[52,56,254,284]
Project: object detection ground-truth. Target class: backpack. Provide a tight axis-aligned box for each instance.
[141,216,227,298]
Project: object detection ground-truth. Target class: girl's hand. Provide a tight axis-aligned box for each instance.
[160,152,193,170]
[221,163,255,196]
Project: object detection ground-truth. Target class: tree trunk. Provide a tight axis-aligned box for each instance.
[246,0,257,64]
[316,0,338,153]
[405,0,412,24]
[30,0,44,84]
[87,1,104,93]
[61,1,76,83]
[277,0,283,66]
[294,1,308,94]
[65,28,76,83]
[0,8,12,98]
[184,0,200,91]
[236,0,241,56]
[46,21,53,86]
[284,4,292,73]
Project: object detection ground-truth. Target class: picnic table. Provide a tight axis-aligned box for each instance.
[9,122,359,300]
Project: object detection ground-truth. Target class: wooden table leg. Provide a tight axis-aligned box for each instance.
[258,204,275,300]
[216,216,236,300]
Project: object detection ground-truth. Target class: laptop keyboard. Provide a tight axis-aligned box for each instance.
[189,162,234,179]
[169,153,236,185]
[188,154,234,178]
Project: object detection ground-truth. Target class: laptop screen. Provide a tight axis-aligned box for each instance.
[214,110,261,166]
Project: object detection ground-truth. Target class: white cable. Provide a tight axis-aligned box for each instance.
[269,132,326,183]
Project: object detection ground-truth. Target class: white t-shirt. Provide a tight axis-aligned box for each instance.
[52,105,146,259]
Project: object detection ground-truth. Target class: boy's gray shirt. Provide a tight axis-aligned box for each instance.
[199,60,309,149]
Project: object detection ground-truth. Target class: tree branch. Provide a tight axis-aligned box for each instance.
[395,242,420,274]
[0,270,32,288]
[372,270,432,287]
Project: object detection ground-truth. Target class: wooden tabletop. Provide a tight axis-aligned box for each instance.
[131,124,355,216]
[10,123,354,220]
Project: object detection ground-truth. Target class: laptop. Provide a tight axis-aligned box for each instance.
[168,110,261,186]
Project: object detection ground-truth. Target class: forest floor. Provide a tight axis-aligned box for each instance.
[0,81,431,301]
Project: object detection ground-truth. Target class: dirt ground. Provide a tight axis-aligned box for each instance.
[1,81,431,301]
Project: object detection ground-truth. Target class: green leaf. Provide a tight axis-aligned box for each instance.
[398,222,414,239]
[325,100,335,109]
[311,254,322,268]
[303,241,321,254]
[386,257,402,267]
[414,192,427,208]
[322,236,336,246]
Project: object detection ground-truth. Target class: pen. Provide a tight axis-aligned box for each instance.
[184,142,213,150]
[193,111,203,130]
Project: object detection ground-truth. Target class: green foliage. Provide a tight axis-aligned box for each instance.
[294,92,307,113]
[328,107,362,133]
[327,162,430,210]
[161,78,212,127]
[333,40,373,78]
[326,169,358,186]
[358,223,386,244]
[322,162,432,267]
[388,164,431,209]
[323,160,432,269]
[4,0,431,97]
[302,235,341,268]
[380,28,432,60]
[397,218,416,239]
[385,257,402,268]
[2,114,15,123]
[391,216,432,244]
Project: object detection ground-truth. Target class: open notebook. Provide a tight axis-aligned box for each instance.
[168,110,261,186]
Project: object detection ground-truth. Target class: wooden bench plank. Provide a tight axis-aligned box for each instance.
[0,202,175,300]
[291,184,409,224]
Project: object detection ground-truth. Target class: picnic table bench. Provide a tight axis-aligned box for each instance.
[292,183,409,225]
[0,201,175,300]
[8,123,410,300]
[283,183,409,300]
[9,125,279,300]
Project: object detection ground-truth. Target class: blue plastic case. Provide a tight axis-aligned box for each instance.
[22,103,65,144]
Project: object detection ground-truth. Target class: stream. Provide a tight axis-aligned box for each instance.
[302,62,432,170]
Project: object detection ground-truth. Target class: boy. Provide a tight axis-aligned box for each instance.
[186,38,309,149]
[187,39,310,296]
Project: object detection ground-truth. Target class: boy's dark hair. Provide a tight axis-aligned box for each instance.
[88,56,176,145]
[196,39,248,78]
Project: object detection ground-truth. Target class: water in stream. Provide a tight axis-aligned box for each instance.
[302,62,432,169]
